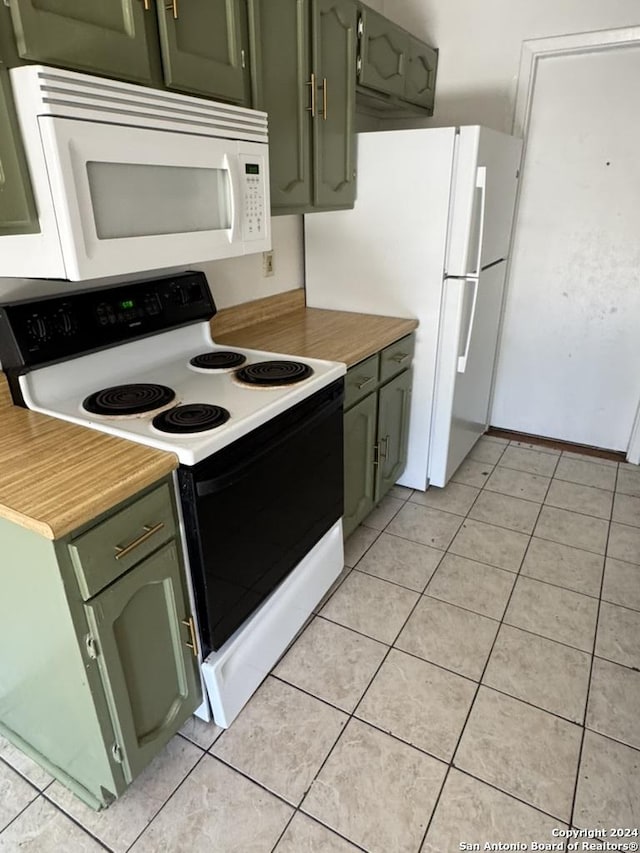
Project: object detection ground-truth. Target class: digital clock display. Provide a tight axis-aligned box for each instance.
[120,299,135,309]
[245,164,260,175]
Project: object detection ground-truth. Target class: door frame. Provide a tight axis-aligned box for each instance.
[505,26,640,463]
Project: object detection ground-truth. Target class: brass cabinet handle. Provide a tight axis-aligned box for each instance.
[391,352,409,364]
[373,443,380,466]
[114,521,165,560]
[380,435,389,460]
[322,77,328,120]
[398,53,405,76]
[165,0,178,19]
[182,616,199,657]
[142,0,150,10]
[356,375,374,389]
[306,72,316,117]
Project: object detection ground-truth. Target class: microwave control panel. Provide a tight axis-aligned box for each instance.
[240,155,266,242]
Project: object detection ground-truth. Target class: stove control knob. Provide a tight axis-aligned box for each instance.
[169,283,189,307]
[55,309,77,337]
[27,315,52,343]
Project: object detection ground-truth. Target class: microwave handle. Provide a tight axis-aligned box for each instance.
[226,153,241,243]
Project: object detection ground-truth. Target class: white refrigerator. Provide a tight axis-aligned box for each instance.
[305,126,522,491]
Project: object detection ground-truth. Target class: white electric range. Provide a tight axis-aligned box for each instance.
[0,271,346,727]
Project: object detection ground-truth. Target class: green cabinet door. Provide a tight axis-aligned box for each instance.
[0,68,39,236]
[405,35,437,112]
[357,5,407,97]
[376,368,412,501]
[84,540,201,784]
[156,0,247,102]
[311,0,357,209]
[7,0,160,83]
[257,0,313,210]
[343,391,377,539]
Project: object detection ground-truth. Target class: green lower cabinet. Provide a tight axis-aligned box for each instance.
[155,0,248,103]
[376,367,412,499]
[0,68,39,236]
[6,0,162,84]
[343,391,377,538]
[0,477,201,809]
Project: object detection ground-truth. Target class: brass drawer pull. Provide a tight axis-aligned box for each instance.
[306,72,316,117]
[322,77,328,120]
[391,352,409,364]
[356,375,374,389]
[142,0,150,9]
[380,435,389,460]
[165,0,178,19]
[182,616,199,657]
[114,522,165,560]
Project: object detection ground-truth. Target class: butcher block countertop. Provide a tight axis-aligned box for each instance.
[211,290,418,366]
[0,374,177,540]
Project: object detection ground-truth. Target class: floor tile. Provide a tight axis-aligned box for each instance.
[361,494,404,531]
[602,556,640,611]
[388,484,413,502]
[395,596,499,681]
[0,797,103,852]
[544,479,613,520]
[302,718,446,853]
[616,464,640,498]
[498,446,559,477]
[0,735,53,791]
[211,677,347,805]
[315,566,351,613]
[509,440,560,455]
[607,522,640,565]
[274,813,360,852]
[386,503,463,550]
[355,532,443,592]
[554,456,617,490]
[562,450,618,467]
[47,735,201,853]
[321,570,419,644]
[451,458,494,488]
[596,602,640,669]
[179,716,223,751]
[421,769,563,853]
[586,657,640,750]
[534,505,608,554]
[504,576,598,652]
[409,481,480,516]
[485,465,551,502]
[274,617,387,713]
[454,687,582,821]
[468,437,507,465]
[574,731,640,830]
[0,760,38,832]
[130,755,293,853]
[483,624,591,723]
[426,553,515,619]
[343,525,379,568]
[612,492,640,527]
[468,489,540,534]
[448,518,529,572]
[483,434,510,445]
[520,537,604,597]
[356,648,476,761]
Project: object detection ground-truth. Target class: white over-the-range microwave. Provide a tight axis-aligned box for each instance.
[4,65,271,281]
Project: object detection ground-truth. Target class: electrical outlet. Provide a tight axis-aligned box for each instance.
[262,250,275,277]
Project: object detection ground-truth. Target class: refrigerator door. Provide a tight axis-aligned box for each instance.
[446,127,522,276]
[428,261,508,487]
[305,127,458,491]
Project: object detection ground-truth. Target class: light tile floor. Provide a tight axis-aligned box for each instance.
[2,437,640,852]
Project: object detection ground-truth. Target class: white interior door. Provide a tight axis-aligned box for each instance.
[491,42,640,451]
[429,261,508,487]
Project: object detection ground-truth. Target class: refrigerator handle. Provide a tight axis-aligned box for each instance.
[469,166,487,275]
[457,277,479,374]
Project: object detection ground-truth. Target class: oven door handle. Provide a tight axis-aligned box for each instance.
[195,393,343,498]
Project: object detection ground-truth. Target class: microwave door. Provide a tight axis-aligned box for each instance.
[37,117,268,280]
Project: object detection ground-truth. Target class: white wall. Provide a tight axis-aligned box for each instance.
[378,0,640,132]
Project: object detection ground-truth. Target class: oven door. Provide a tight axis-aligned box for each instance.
[178,380,344,656]
[37,116,270,280]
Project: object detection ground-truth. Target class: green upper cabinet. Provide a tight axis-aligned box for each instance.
[254,0,357,215]
[6,0,161,84]
[405,35,437,111]
[311,0,357,209]
[0,68,39,236]
[357,5,407,97]
[155,0,247,102]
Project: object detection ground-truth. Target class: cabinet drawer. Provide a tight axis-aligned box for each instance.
[345,353,379,409]
[380,334,415,384]
[69,482,176,600]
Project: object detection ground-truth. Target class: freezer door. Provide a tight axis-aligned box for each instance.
[428,261,507,487]
[446,126,522,276]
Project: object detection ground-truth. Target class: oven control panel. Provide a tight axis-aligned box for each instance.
[240,156,266,242]
[0,271,215,370]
